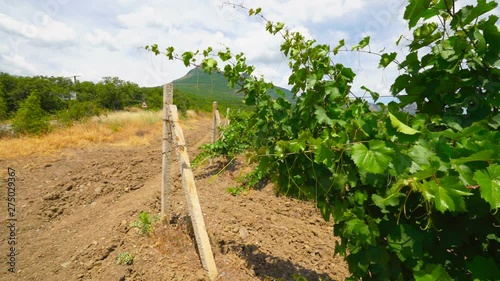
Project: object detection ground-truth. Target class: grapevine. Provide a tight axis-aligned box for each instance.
[148,1,500,279]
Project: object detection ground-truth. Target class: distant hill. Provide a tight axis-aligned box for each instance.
[172,67,295,107]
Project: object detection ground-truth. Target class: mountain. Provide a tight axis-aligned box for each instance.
[172,67,295,106]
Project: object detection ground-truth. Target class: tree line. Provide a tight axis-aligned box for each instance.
[0,72,212,135]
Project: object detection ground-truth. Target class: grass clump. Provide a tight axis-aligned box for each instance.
[130,211,160,236]
[116,252,134,265]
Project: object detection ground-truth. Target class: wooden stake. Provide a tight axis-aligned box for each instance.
[169,105,218,280]
[212,101,218,143]
[226,108,230,126]
[161,83,173,218]
[215,110,221,127]
[210,101,217,165]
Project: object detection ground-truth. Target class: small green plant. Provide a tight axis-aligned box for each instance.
[116,252,134,265]
[293,275,307,281]
[226,185,246,196]
[130,211,160,236]
[227,166,269,195]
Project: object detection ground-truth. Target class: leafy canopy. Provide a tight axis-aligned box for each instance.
[148,0,499,280]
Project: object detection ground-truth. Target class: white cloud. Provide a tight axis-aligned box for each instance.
[0,12,76,45]
[240,0,365,25]
[117,6,172,28]
[3,0,495,93]
[83,29,120,51]
[1,53,38,74]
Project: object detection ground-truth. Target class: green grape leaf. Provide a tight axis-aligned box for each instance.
[414,263,452,281]
[315,106,333,126]
[451,150,494,165]
[453,164,475,186]
[351,140,393,174]
[317,199,332,221]
[314,142,335,167]
[333,39,345,55]
[289,140,306,153]
[452,0,498,27]
[489,113,500,129]
[466,256,500,280]
[344,217,371,242]
[182,51,194,66]
[352,36,370,51]
[404,0,431,29]
[306,74,317,89]
[274,22,285,33]
[379,52,397,68]
[166,46,175,59]
[361,86,379,102]
[204,58,217,68]
[473,164,500,209]
[389,112,420,135]
[422,176,470,213]
[372,193,401,213]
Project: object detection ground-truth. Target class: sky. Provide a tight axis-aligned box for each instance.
[0,0,497,99]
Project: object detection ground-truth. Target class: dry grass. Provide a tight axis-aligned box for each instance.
[0,110,163,159]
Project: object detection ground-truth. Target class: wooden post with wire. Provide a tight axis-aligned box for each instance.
[215,110,221,127]
[210,101,218,165]
[169,104,218,280]
[212,101,218,142]
[161,83,173,218]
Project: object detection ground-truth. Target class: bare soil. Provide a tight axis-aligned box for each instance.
[0,117,349,281]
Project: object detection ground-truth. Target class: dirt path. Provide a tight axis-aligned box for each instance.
[0,117,348,281]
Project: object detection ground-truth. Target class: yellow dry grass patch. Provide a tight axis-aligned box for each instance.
[0,110,163,159]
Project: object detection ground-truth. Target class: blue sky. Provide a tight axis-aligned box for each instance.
[0,0,496,99]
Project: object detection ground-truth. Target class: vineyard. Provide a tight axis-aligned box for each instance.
[148,0,500,280]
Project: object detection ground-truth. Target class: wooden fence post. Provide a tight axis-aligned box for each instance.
[161,83,173,218]
[169,105,218,280]
[226,108,230,126]
[210,101,218,165]
[215,110,221,127]
[212,101,218,143]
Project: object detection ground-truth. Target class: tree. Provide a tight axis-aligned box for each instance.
[11,91,50,135]
[95,77,142,110]
[0,87,8,120]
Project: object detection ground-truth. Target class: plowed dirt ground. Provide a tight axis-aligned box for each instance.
[0,116,348,281]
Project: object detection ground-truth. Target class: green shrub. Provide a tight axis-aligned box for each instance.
[11,91,50,135]
[0,87,8,120]
[56,101,101,125]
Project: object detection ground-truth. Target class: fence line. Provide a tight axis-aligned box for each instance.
[161,83,218,280]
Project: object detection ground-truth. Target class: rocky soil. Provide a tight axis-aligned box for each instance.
[0,117,348,281]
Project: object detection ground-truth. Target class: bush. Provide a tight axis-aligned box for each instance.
[56,101,101,125]
[11,91,50,135]
[0,87,8,120]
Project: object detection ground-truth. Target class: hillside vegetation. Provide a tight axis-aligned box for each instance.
[0,69,253,136]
